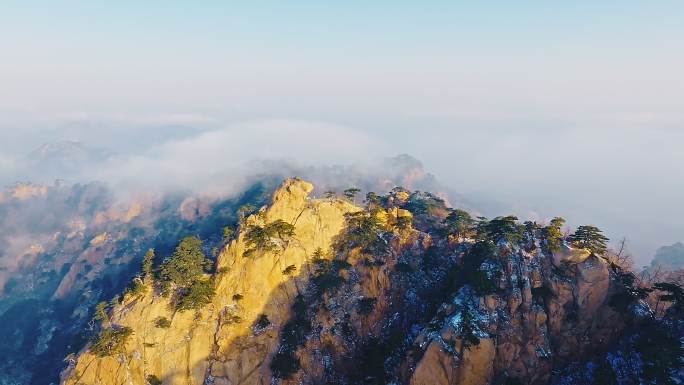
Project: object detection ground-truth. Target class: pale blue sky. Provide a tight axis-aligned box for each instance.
[0,1,683,263]
[1,1,682,123]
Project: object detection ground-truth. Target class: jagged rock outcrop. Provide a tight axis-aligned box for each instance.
[60,179,675,385]
[407,246,621,385]
[60,179,358,385]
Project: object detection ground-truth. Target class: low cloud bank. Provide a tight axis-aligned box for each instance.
[1,119,682,265]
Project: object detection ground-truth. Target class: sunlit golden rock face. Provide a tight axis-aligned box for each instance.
[551,242,592,266]
[7,182,48,200]
[61,179,359,385]
[61,179,624,385]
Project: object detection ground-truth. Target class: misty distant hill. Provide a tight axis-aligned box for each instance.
[28,140,115,173]
[650,242,684,271]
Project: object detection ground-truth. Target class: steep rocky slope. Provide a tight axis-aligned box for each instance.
[60,179,682,385]
[0,180,275,385]
[61,179,359,385]
[1,155,455,385]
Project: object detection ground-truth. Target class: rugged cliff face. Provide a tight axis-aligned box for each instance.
[61,179,359,385]
[0,179,275,385]
[407,246,622,385]
[60,179,680,385]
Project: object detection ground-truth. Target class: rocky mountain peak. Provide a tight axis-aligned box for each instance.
[57,179,683,385]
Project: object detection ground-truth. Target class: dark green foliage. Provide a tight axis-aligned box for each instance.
[244,220,296,257]
[390,186,410,197]
[450,241,500,296]
[653,282,684,311]
[340,211,387,253]
[159,236,211,288]
[0,180,273,385]
[365,191,381,206]
[282,296,310,346]
[476,216,521,244]
[90,327,133,357]
[271,295,310,379]
[578,317,684,385]
[634,321,684,385]
[142,249,155,278]
[175,278,215,311]
[237,204,257,220]
[225,314,243,324]
[311,258,349,296]
[255,314,271,330]
[153,316,171,328]
[459,309,482,349]
[146,375,162,385]
[357,297,377,315]
[124,278,146,298]
[404,191,446,217]
[542,217,565,253]
[343,187,361,201]
[267,219,296,238]
[443,209,475,240]
[520,221,540,251]
[222,226,233,241]
[469,270,498,296]
[395,215,412,230]
[463,241,495,269]
[93,301,109,324]
[345,211,382,243]
[332,259,352,270]
[568,225,609,255]
[311,270,345,296]
[609,269,651,311]
[312,247,325,260]
[324,190,336,199]
[244,225,276,255]
[282,264,297,276]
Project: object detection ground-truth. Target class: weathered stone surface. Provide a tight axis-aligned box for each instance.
[61,179,358,385]
[407,245,617,385]
[61,181,625,385]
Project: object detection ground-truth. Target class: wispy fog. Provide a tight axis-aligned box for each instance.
[0,118,681,265]
[1,2,683,265]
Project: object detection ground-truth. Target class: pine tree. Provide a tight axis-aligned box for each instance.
[222,226,233,241]
[93,301,109,326]
[142,249,155,279]
[324,191,336,199]
[443,209,475,240]
[653,282,684,312]
[477,216,520,244]
[569,225,609,255]
[237,204,256,223]
[343,187,361,201]
[159,236,211,288]
[542,217,566,253]
[267,220,296,239]
[175,278,215,311]
[364,192,381,206]
[90,326,133,357]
